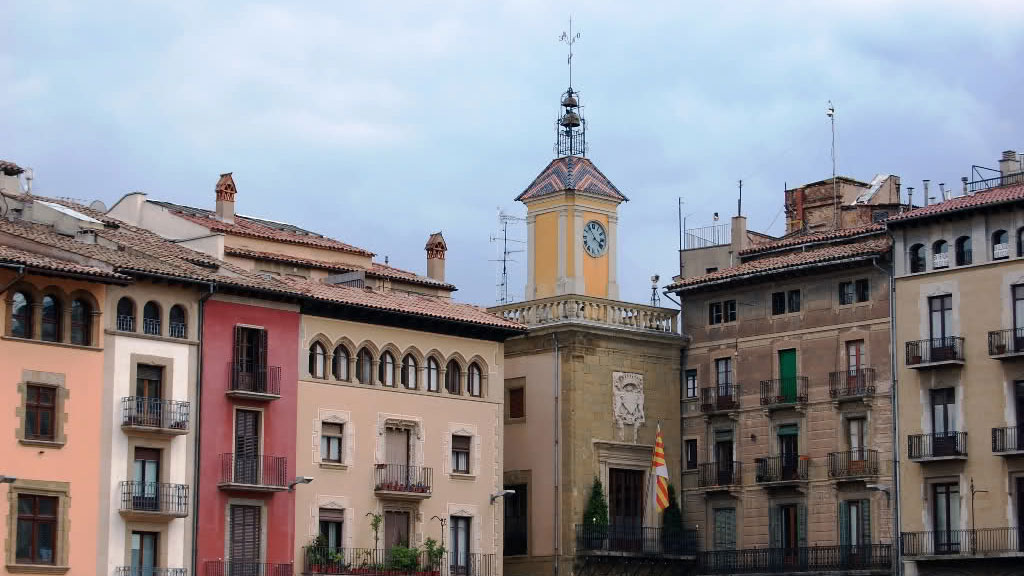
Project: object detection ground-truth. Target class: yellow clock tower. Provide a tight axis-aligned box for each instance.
[517,86,627,300]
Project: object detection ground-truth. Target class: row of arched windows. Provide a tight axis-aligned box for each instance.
[8,288,96,346]
[307,341,484,397]
[909,229,1023,273]
[115,297,188,339]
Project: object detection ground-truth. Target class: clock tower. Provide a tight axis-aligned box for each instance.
[517,86,627,301]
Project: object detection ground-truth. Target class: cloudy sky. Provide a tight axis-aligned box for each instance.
[4,1,1023,306]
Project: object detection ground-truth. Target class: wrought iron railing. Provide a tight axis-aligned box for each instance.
[302,547,494,575]
[115,568,188,576]
[902,528,1024,556]
[117,314,136,332]
[203,561,292,576]
[169,322,187,339]
[373,464,432,495]
[698,461,742,488]
[828,368,875,399]
[827,449,879,478]
[697,544,892,574]
[759,377,808,406]
[121,396,191,431]
[907,432,968,459]
[700,385,740,413]
[228,362,282,396]
[992,427,1024,453]
[684,223,731,250]
[967,171,1024,193]
[219,453,288,488]
[905,337,965,365]
[118,481,189,516]
[143,317,162,336]
[575,524,698,556]
[988,328,1024,356]
[755,455,808,483]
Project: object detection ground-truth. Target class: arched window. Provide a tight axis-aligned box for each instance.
[117,297,136,332]
[993,230,1010,260]
[41,295,61,342]
[333,346,350,381]
[379,352,396,386]
[955,236,972,266]
[445,360,462,395]
[909,244,926,273]
[143,301,161,335]
[11,291,32,338]
[402,355,418,389]
[932,240,949,269]
[356,348,373,384]
[468,363,482,397]
[169,305,187,338]
[309,342,327,378]
[71,299,92,346]
[427,358,440,392]
[1017,228,1024,257]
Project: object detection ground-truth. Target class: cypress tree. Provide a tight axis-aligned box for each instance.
[582,477,609,540]
[662,483,686,553]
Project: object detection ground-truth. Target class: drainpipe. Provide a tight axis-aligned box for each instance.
[552,332,561,576]
[191,283,216,576]
[872,256,901,576]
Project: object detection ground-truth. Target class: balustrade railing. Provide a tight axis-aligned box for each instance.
[908,432,968,459]
[827,449,879,478]
[905,337,965,365]
[697,461,742,488]
[121,396,191,431]
[989,328,1024,356]
[218,453,288,488]
[373,464,432,495]
[228,361,282,396]
[700,385,740,413]
[828,368,875,399]
[759,377,808,407]
[118,314,136,332]
[118,481,189,516]
[992,426,1024,453]
[489,295,677,334]
[755,455,808,483]
[902,528,1024,556]
[169,322,187,339]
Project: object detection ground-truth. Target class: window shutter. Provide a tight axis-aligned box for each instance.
[769,506,780,548]
[319,507,345,522]
[797,504,807,547]
[860,499,871,544]
[452,435,471,451]
[838,501,850,546]
[257,328,268,369]
[509,388,525,419]
[233,325,244,368]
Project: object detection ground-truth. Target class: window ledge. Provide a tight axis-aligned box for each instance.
[450,472,476,481]
[1,336,101,351]
[319,462,349,471]
[19,439,65,449]
[505,417,527,424]
[103,329,197,346]
[6,564,70,575]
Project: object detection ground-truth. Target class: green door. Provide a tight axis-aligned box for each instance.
[779,349,797,402]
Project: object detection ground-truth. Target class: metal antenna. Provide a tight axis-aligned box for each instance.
[738,179,743,217]
[560,16,580,90]
[489,208,525,304]
[827,101,838,228]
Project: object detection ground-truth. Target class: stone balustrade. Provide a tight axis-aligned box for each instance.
[490,294,678,334]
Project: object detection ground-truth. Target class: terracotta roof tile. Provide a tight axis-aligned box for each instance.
[886,183,1024,224]
[517,156,627,202]
[739,224,886,256]
[0,244,130,281]
[668,237,892,291]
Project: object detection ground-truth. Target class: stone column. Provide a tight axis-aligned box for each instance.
[557,209,568,295]
[525,215,536,300]
[573,208,584,294]
[608,215,619,300]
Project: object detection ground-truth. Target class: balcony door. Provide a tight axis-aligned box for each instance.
[1017,382,1024,451]
[929,295,953,360]
[386,427,410,487]
[714,430,734,485]
[839,500,870,564]
[1017,478,1024,552]
[133,447,160,512]
[608,467,644,550]
[771,504,804,565]
[385,510,410,549]
[1014,286,1024,351]
[234,326,267,392]
[503,484,528,556]
[933,483,960,553]
[234,410,260,484]
[846,341,864,393]
[450,516,471,574]
[130,531,158,576]
[778,349,797,402]
[931,388,957,456]
[778,425,799,480]
[229,504,262,566]
[848,418,865,462]
[135,365,163,427]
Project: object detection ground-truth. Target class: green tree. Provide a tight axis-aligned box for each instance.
[661,483,686,554]
[581,477,609,549]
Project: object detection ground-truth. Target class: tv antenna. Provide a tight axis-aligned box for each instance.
[827,101,838,227]
[490,208,526,304]
[559,16,580,89]
[650,275,661,307]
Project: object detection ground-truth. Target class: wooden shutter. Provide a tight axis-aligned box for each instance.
[385,511,410,548]
[319,508,345,522]
[386,428,409,466]
[233,325,244,368]
[257,328,268,371]
[838,501,850,546]
[860,499,871,544]
[797,504,807,547]
[229,504,261,561]
[509,388,525,419]
[769,506,780,548]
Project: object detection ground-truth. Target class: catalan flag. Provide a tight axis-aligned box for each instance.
[651,423,670,512]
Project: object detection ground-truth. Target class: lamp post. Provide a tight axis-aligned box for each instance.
[970,477,987,554]
[431,515,447,549]
[0,476,16,484]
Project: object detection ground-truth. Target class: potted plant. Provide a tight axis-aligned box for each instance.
[581,477,609,550]
[996,342,1008,355]
[308,535,330,573]
[424,537,445,575]
[366,512,383,550]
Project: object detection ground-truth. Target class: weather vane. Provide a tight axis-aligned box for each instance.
[559,16,580,89]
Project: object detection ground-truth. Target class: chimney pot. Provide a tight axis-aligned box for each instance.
[215,173,236,224]
[425,231,447,283]
[1000,150,1020,178]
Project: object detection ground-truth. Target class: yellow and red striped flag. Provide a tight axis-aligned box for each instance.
[651,423,670,512]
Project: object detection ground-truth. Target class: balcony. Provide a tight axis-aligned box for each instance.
[755,455,808,487]
[115,569,188,576]
[933,252,950,269]
[302,547,495,576]
[908,432,968,461]
[901,528,1024,558]
[828,369,876,401]
[121,397,190,436]
[575,524,698,557]
[905,337,965,368]
[373,464,432,500]
[226,361,282,401]
[489,294,678,335]
[118,481,189,520]
[827,449,879,480]
[169,321,187,339]
[697,461,742,491]
[988,329,1024,359]
[992,427,1024,455]
[218,454,289,492]
[699,386,740,415]
[203,561,293,576]
[117,314,136,332]
[697,544,892,574]
[759,378,808,409]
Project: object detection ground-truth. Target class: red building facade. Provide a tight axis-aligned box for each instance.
[196,299,299,575]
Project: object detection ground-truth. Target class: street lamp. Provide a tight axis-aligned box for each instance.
[288,476,314,492]
[0,476,16,484]
[430,515,448,549]
[490,489,515,504]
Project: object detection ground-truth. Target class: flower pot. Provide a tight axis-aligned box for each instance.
[997,344,1007,354]
[910,355,922,365]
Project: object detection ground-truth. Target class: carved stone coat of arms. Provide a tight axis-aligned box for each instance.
[612,372,645,442]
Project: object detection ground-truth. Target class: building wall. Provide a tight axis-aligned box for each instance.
[0,272,107,574]
[195,297,300,568]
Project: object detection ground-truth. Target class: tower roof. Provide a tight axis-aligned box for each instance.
[516,156,627,203]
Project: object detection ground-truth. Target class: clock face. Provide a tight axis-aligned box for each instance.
[583,220,608,257]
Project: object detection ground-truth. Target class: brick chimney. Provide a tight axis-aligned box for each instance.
[425,232,447,283]
[1000,150,1020,178]
[215,172,237,224]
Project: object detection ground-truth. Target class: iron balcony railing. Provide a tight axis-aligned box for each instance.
[699,385,740,413]
[755,455,808,483]
[575,524,698,556]
[121,397,191,431]
[117,314,136,332]
[203,561,293,576]
[828,368,876,399]
[905,337,965,365]
[759,377,808,407]
[967,171,1024,193]
[143,317,162,336]
[992,426,1024,453]
[697,544,892,574]
[118,481,189,516]
[228,361,282,396]
[698,461,742,488]
[169,322,187,339]
[827,449,879,478]
[302,547,495,576]
[988,328,1024,356]
[684,223,731,250]
[907,432,968,459]
[373,464,433,495]
[901,528,1024,556]
[115,568,188,576]
[219,453,289,488]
